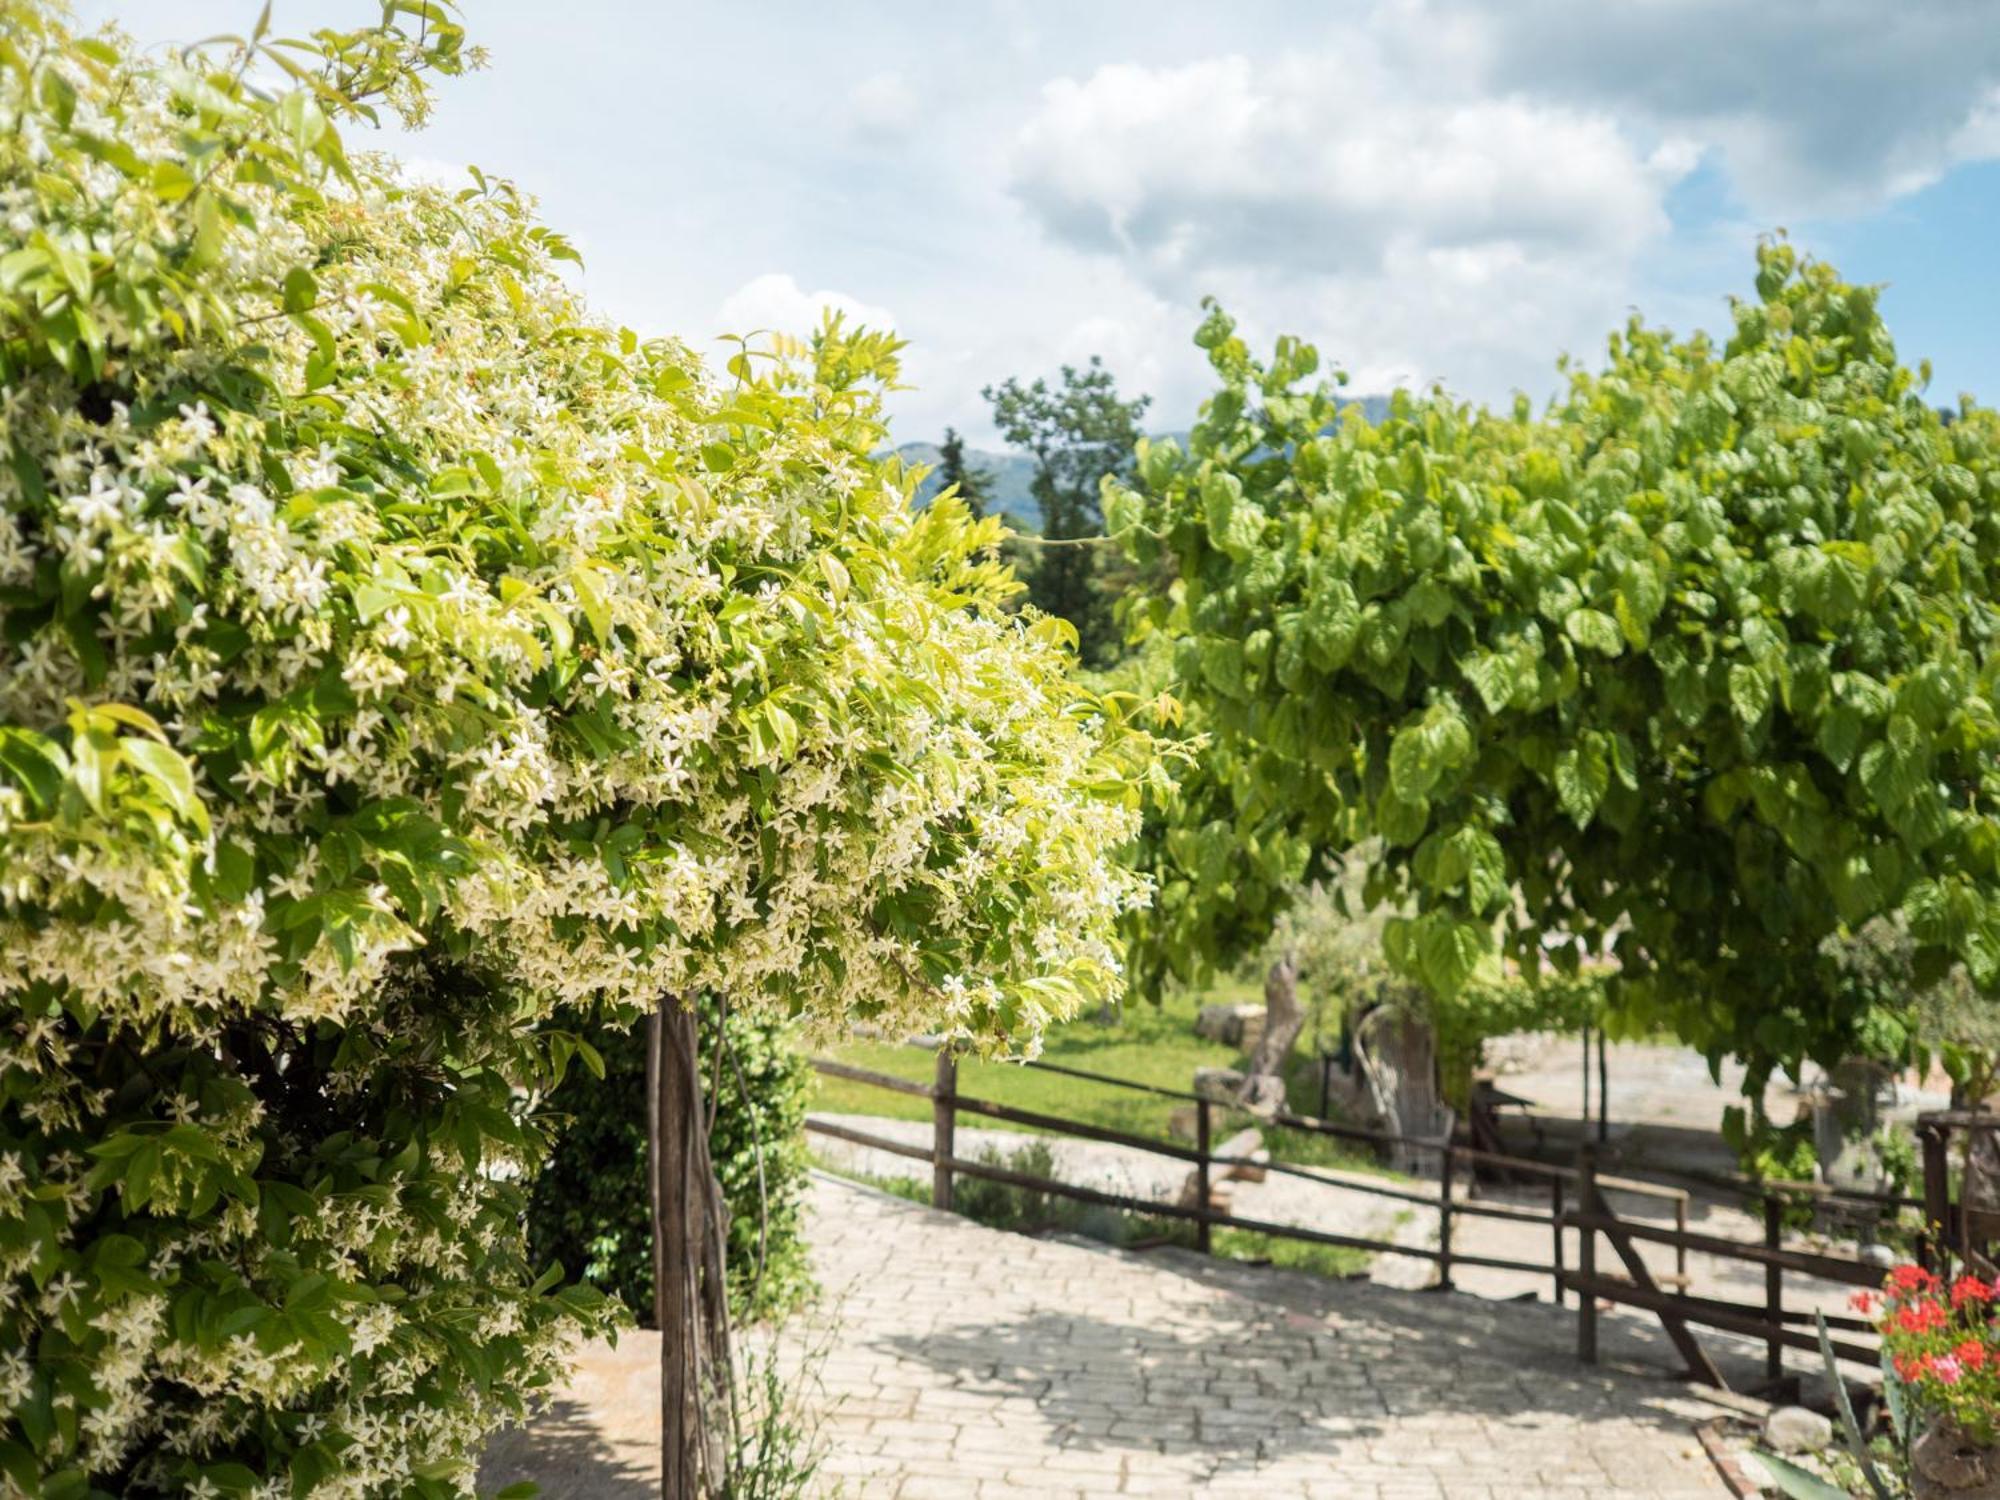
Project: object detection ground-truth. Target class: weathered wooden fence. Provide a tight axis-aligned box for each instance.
[805,1045,1927,1392]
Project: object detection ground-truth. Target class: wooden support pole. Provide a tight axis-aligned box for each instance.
[1437,1145,1457,1290]
[1675,1195,1688,1290]
[1551,1175,1566,1307]
[1581,1029,1592,1148]
[932,1047,957,1215]
[1580,1172,1728,1389]
[1597,1030,1609,1144]
[1763,1194,1784,1382]
[1195,1098,1212,1254]
[1577,1149,1598,1364]
[1919,1122,1951,1274]
[649,1001,732,1499]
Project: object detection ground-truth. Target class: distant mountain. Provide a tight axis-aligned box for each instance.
[896,396,1392,532]
[893,442,1043,532]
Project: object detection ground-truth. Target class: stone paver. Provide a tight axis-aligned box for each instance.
[482,1173,1751,1498]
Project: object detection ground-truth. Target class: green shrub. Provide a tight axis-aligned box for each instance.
[526,1002,813,1327]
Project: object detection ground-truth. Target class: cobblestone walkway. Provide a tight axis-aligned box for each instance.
[481,1173,1751,1498]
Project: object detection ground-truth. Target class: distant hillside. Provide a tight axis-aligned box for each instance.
[894,442,1043,531]
[897,396,1392,532]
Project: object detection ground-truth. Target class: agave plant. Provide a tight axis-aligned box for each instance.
[1752,1312,1909,1500]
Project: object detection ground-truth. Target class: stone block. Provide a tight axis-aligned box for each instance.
[1762,1405,1834,1454]
[1193,1065,1246,1103]
[1195,1001,1267,1049]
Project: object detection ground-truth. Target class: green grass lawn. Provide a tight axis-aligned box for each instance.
[809,978,1403,1179]
[817,1136,1392,1282]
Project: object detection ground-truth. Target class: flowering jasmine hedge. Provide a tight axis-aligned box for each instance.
[0,5,1145,1495]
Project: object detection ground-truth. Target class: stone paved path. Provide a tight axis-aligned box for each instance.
[482,1173,1754,1498]
[808,1109,1865,1354]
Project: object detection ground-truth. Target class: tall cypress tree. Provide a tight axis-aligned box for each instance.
[935,425,995,518]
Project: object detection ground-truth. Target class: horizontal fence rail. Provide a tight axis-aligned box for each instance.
[808,1046,1899,1392]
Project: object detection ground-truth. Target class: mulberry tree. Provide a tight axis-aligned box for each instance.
[0,5,1144,1495]
[1111,245,2000,1089]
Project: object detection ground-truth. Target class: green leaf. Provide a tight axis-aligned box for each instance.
[69,724,113,814]
[572,563,612,644]
[124,739,208,832]
[1457,827,1507,914]
[1389,723,1440,801]
[1376,789,1430,847]
[1816,704,1864,772]
[281,266,317,314]
[0,728,64,812]
[1461,652,1516,715]
[1564,608,1622,657]
[1417,915,1490,999]
[1201,471,1264,560]
[1748,1452,1850,1500]
[1729,662,1772,728]
[1816,1312,1892,1500]
[1553,739,1609,827]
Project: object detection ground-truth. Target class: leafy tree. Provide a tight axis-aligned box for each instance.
[1110,244,2000,1093]
[935,425,995,518]
[0,6,1146,1494]
[986,357,1150,665]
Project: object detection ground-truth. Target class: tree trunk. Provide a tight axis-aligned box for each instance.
[1238,950,1305,1114]
[649,1001,735,1498]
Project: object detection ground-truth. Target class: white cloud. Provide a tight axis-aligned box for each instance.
[1414,0,2000,217]
[847,71,919,140]
[1002,1,2000,413]
[1006,43,1693,407]
[1010,51,1682,293]
[713,273,898,342]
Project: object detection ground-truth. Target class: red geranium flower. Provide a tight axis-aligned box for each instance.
[1951,1274,1994,1309]
[1889,1263,1939,1295]
[1897,1301,1949,1334]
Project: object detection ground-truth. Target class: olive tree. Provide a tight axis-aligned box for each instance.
[1110,244,2000,1092]
[0,6,1144,1495]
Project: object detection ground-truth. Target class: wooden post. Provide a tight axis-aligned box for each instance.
[1196,1098,1212,1254]
[1763,1194,1784,1381]
[1551,1175,1566,1307]
[1918,1121,1951,1274]
[1596,1030,1609,1144]
[650,1002,732,1499]
[1577,1149,1598,1364]
[932,1047,957,1215]
[1580,1029,1591,1149]
[1675,1195,1689,1291]
[1437,1144,1456,1291]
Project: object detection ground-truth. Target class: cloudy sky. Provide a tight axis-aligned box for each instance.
[79,1,2000,445]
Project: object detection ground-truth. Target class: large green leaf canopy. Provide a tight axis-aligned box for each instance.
[1114,244,2000,1085]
